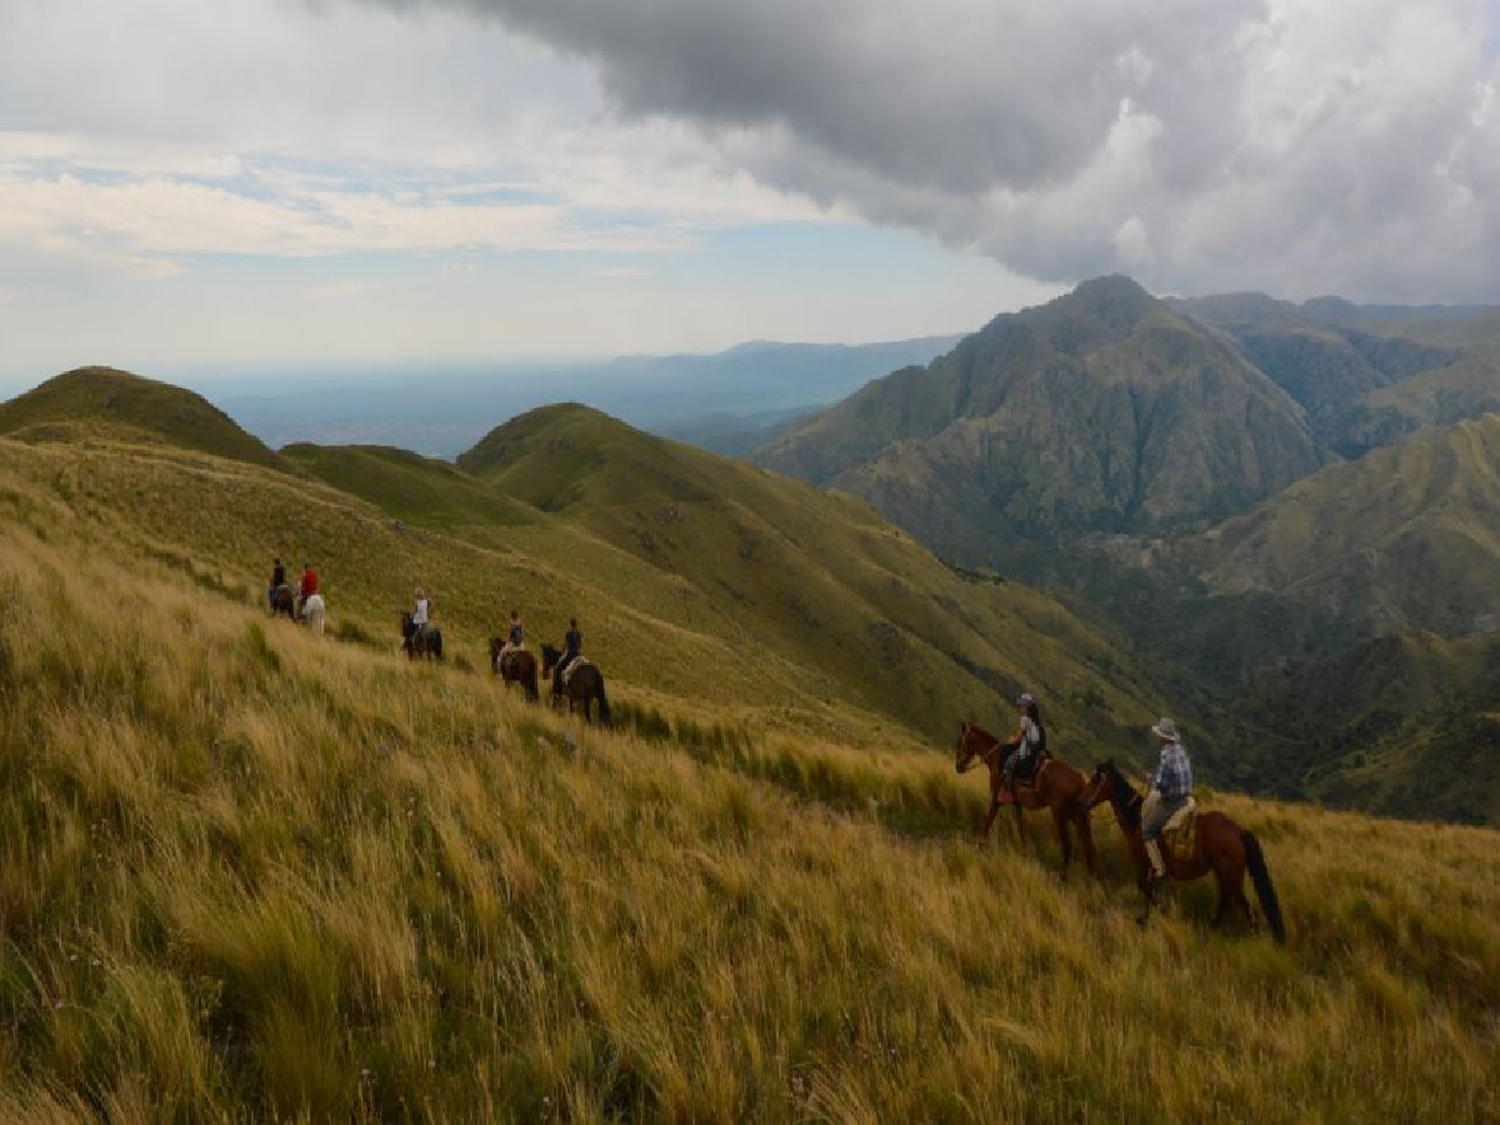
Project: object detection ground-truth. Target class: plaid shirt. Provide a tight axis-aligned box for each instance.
[1153,740,1193,799]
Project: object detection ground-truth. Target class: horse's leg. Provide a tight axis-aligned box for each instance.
[1013,804,1027,850]
[979,798,1001,844]
[1077,807,1099,879]
[1051,804,1072,880]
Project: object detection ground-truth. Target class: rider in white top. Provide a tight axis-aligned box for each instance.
[413,588,431,647]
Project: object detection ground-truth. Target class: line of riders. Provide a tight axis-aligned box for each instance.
[268,558,609,721]
[266,558,1274,938]
[956,695,1285,942]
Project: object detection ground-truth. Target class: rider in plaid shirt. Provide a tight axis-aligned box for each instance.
[1142,718,1192,883]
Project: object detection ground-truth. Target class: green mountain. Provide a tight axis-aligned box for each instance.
[1188,411,1500,637]
[1168,294,1465,456]
[0,366,287,472]
[760,276,1321,571]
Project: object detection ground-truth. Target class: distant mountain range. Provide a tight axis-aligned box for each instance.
[205,337,960,459]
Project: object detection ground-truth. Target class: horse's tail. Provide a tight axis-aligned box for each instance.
[432,630,443,660]
[1242,830,1286,944]
[595,673,611,726]
[524,658,540,702]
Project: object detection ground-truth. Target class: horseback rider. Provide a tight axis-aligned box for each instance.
[1142,718,1193,886]
[299,561,319,616]
[412,586,432,650]
[497,610,526,668]
[1003,692,1046,797]
[269,556,286,609]
[556,617,583,687]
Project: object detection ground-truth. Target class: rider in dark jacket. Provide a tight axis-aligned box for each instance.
[557,618,583,684]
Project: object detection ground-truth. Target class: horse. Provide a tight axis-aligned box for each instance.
[301,592,326,636]
[270,584,297,620]
[489,637,539,702]
[400,613,443,660]
[1083,760,1286,941]
[955,722,1097,879]
[541,643,612,725]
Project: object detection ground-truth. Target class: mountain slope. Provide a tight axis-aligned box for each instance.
[281,443,541,532]
[0,366,287,471]
[760,276,1320,570]
[1168,294,1487,456]
[1169,293,1462,452]
[1189,411,1500,637]
[459,402,1161,752]
[2,470,1496,1119]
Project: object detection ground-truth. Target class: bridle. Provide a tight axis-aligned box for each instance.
[956,727,1006,774]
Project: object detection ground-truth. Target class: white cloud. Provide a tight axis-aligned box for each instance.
[362,0,1500,301]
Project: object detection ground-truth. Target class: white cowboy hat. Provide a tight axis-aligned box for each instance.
[1151,717,1180,741]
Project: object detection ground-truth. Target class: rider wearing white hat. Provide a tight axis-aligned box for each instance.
[1142,717,1193,884]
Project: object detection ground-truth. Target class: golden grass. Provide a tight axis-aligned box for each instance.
[2,472,1500,1120]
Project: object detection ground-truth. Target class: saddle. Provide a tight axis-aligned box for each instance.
[561,656,590,687]
[1000,755,1050,806]
[1162,797,1199,864]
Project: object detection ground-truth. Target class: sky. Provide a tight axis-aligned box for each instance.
[2,0,1499,382]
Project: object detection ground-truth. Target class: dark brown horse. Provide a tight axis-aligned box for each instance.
[955,722,1097,879]
[401,613,443,660]
[270,584,297,620]
[541,643,612,725]
[1083,760,1285,941]
[489,638,540,702]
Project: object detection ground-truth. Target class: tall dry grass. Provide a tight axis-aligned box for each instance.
[1,514,1499,1121]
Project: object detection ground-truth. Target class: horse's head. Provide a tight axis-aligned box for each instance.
[955,721,978,774]
[1082,759,1116,809]
[488,637,502,660]
[400,612,414,638]
[540,643,559,674]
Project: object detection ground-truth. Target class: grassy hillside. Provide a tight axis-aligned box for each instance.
[0,370,1165,756]
[0,367,287,473]
[459,403,1161,751]
[2,467,1498,1120]
[760,276,1320,571]
[1191,412,1500,637]
[281,443,542,534]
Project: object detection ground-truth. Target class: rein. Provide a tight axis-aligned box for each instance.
[958,731,1006,773]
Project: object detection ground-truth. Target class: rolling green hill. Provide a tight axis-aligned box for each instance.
[281,443,542,533]
[0,370,1164,756]
[0,366,288,472]
[760,276,1321,572]
[459,402,1162,753]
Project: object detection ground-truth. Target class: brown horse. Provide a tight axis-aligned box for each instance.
[489,638,540,702]
[1083,760,1285,941]
[270,584,297,620]
[955,722,1097,879]
[541,643,612,725]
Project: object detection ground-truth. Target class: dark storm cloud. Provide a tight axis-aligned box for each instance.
[361,0,1500,301]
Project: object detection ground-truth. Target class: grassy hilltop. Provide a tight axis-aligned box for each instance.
[2,425,1499,1121]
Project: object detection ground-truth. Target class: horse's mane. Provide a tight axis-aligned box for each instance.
[967,724,1001,746]
[1109,765,1142,831]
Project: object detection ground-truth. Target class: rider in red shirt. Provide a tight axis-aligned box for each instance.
[299,562,319,602]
